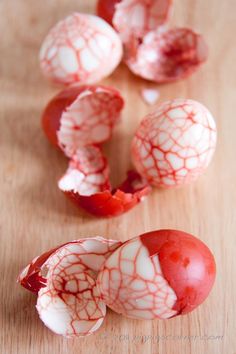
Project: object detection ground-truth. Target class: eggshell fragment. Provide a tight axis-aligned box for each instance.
[42,85,151,216]
[18,237,122,337]
[97,230,216,319]
[60,166,151,217]
[39,13,123,85]
[97,0,121,26]
[141,88,160,105]
[42,85,124,157]
[97,0,172,41]
[131,99,217,187]
[124,28,208,83]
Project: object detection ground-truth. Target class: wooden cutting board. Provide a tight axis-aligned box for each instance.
[0,1,235,353]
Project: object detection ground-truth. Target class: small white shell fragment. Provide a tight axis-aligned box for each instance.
[141,88,160,105]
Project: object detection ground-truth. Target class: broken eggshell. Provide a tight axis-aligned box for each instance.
[97,0,120,26]
[59,156,151,217]
[42,85,151,217]
[97,0,172,41]
[18,237,122,337]
[42,85,124,156]
[124,27,208,83]
[97,229,216,319]
[97,0,208,82]
[39,13,123,85]
[131,98,217,188]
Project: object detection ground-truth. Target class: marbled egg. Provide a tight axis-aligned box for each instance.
[131,99,217,187]
[39,13,123,85]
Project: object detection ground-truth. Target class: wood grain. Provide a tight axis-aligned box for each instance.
[0,1,235,353]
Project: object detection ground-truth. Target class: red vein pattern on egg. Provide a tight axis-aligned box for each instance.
[131,99,217,187]
[19,237,122,337]
[97,236,178,320]
[39,13,123,85]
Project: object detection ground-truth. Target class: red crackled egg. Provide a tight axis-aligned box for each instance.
[39,13,123,85]
[97,230,216,320]
[131,99,217,187]
[42,85,151,217]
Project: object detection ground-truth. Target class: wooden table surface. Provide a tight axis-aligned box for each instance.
[1,1,236,353]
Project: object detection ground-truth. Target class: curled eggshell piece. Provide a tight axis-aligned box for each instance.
[97,230,216,319]
[18,237,122,337]
[59,158,151,217]
[42,85,151,216]
[42,85,124,157]
[131,99,217,188]
[124,28,208,83]
[39,13,123,85]
[97,0,172,40]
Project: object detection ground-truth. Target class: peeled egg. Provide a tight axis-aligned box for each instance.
[131,99,217,187]
[39,13,123,85]
[97,230,216,320]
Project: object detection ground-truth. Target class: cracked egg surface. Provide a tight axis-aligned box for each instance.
[39,13,123,85]
[131,99,217,187]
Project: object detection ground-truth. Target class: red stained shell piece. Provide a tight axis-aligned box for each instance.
[42,85,124,156]
[18,238,122,294]
[97,230,216,319]
[18,247,59,294]
[39,13,123,85]
[43,85,150,216]
[124,28,208,83]
[131,99,217,187]
[97,0,121,26]
[97,0,172,40]
[19,237,122,337]
[60,168,151,217]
